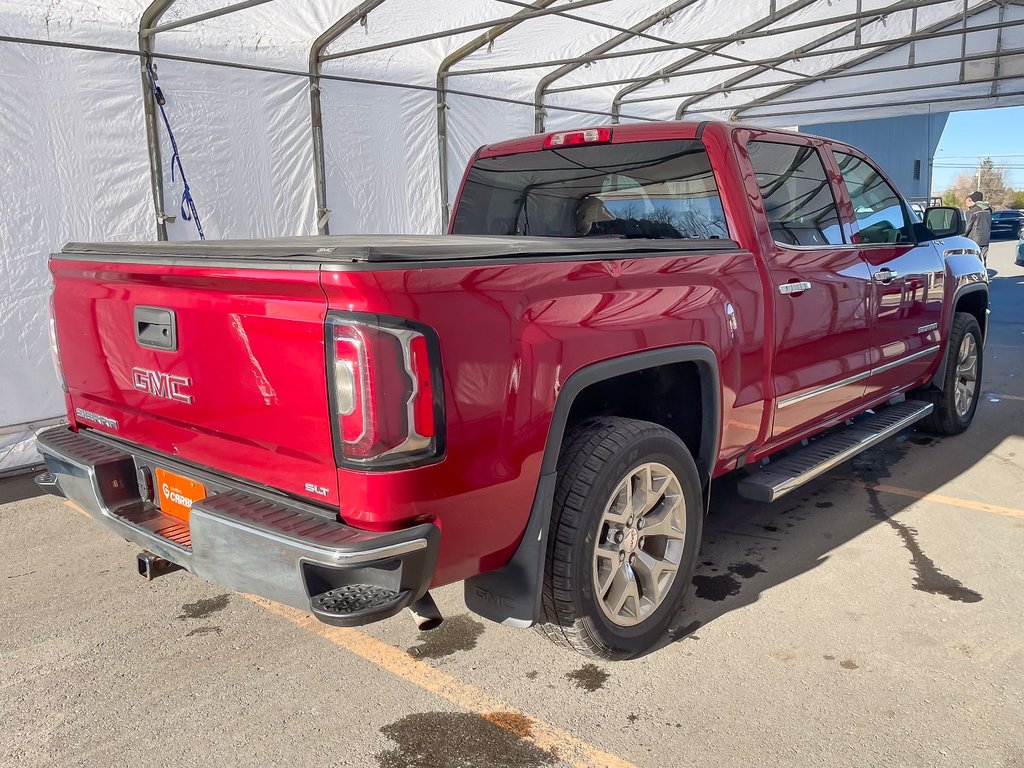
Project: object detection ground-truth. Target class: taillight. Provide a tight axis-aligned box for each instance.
[327,313,444,469]
[543,127,612,148]
[48,293,67,392]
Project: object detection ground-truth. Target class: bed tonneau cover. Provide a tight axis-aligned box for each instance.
[59,234,740,265]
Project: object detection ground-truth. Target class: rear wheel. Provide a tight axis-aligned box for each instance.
[912,312,983,435]
[536,417,703,659]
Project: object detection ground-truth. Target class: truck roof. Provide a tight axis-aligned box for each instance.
[478,119,845,159]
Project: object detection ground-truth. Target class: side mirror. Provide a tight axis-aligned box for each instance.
[923,206,966,239]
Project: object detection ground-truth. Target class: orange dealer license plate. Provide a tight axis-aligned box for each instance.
[154,467,206,522]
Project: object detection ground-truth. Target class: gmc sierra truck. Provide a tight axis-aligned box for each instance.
[37,120,988,659]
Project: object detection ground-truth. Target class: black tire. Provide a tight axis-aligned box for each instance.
[911,312,984,436]
[535,417,703,660]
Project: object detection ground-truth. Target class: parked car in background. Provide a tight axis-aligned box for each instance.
[1016,239,1024,266]
[990,209,1024,239]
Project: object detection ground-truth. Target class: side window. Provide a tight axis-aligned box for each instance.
[833,151,912,245]
[747,140,845,247]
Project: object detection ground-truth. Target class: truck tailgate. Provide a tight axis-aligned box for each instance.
[50,258,338,507]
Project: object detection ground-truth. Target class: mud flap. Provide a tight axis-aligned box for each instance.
[464,471,556,628]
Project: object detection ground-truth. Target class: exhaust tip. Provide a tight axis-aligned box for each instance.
[409,592,443,631]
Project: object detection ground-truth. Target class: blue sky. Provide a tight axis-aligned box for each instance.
[932,105,1024,194]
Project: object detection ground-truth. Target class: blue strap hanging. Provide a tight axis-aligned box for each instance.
[146,58,206,240]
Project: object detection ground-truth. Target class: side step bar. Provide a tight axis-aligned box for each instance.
[737,400,934,503]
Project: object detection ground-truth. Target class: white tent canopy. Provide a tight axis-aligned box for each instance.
[2,0,1022,469]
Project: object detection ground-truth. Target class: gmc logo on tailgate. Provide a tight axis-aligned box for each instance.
[132,367,193,404]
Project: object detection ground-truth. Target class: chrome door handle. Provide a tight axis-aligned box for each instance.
[874,268,899,283]
[778,281,812,295]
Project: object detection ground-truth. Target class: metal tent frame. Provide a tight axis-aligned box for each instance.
[124,0,1024,239]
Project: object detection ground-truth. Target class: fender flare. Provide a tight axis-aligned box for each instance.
[929,282,989,391]
[464,345,721,628]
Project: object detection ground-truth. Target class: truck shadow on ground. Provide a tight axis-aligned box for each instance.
[0,471,46,505]
[659,422,1012,654]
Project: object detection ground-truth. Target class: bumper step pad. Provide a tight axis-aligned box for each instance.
[310,584,408,621]
[34,426,440,628]
[738,399,934,503]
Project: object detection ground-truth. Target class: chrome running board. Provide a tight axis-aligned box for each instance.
[737,400,934,503]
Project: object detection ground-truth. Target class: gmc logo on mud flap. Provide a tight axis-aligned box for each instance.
[132,367,193,404]
[473,586,514,609]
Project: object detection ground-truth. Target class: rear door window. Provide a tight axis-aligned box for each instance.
[746,140,845,247]
[452,140,729,240]
[833,151,913,245]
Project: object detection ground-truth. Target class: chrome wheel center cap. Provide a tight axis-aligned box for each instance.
[622,528,640,553]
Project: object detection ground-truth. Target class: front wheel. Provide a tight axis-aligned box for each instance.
[912,312,984,435]
[536,417,703,659]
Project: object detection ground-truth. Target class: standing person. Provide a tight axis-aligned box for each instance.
[964,191,991,267]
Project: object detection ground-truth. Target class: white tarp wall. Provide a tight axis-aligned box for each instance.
[2,0,1022,470]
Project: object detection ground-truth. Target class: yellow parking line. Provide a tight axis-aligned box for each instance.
[859,482,1024,520]
[65,500,87,516]
[62,498,635,765]
[246,596,639,768]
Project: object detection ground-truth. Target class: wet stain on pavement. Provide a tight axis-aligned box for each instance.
[627,713,640,723]
[839,659,859,670]
[407,615,485,659]
[815,501,834,509]
[377,712,554,768]
[565,663,609,692]
[525,670,538,680]
[762,525,779,532]
[852,443,983,603]
[728,562,765,579]
[691,573,741,601]
[178,593,230,620]
[866,488,983,603]
[186,626,222,637]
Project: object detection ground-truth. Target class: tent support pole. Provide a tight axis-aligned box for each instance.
[734,85,1024,121]
[610,0,819,122]
[679,0,919,119]
[436,1,556,232]
[534,0,698,133]
[991,3,1006,96]
[320,0,609,63]
[733,0,998,120]
[139,0,177,241]
[141,0,277,38]
[607,40,1023,108]
[615,14,1021,104]
[308,1,387,236]
[456,0,962,81]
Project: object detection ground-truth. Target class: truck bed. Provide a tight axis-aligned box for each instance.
[59,234,741,266]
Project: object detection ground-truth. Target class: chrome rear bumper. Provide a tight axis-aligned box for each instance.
[35,426,438,626]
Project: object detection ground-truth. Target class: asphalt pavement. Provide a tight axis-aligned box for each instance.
[2,241,1022,768]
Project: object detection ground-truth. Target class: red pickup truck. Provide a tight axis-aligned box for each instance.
[37,121,988,659]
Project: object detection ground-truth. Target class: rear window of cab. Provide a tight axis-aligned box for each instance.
[452,140,729,241]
